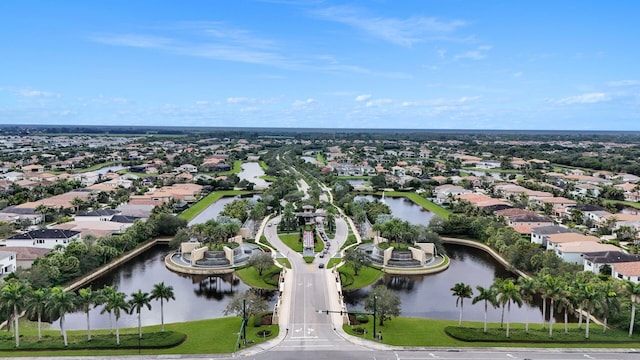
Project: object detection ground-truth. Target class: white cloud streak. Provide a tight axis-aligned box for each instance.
[312,6,466,47]
[555,92,611,105]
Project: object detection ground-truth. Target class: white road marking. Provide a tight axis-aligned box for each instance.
[584,355,595,359]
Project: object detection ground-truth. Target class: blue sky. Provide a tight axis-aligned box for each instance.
[1,0,639,130]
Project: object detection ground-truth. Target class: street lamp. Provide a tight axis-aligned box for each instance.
[373,295,377,341]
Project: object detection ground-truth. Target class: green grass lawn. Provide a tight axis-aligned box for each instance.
[235,265,280,290]
[383,191,452,219]
[327,258,342,268]
[260,175,277,182]
[339,264,383,290]
[218,160,242,176]
[316,153,326,163]
[0,317,278,357]
[604,199,640,209]
[279,233,302,252]
[343,317,640,348]
[259,160,269,170]
[277,258,291,268]
[178,190,249,221]
[337,175,371,180]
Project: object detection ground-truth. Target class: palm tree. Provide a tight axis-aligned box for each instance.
[542,275,563,338]
[496,279,522,338]
[598,281,620,333]
[98,285,117,334]
[555,284,574,334]
[150,282,175,332]
[472,285,497,333]
[517,277,537,333]
[24,287,50,340]
[103,290,129,345]
[47,286,77,347]
[626,281,640,336]
[78,287,100,341]
[129,289,152,339]
[582,284,603,339]
[451,282,473,327]
[0,281,27,347]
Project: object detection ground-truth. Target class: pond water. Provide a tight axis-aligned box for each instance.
[301,156,317,163]
[238,162,270,187]
[354,194,434,226]
[52,245,276,330]
[347,179,366,187]
[459,169,505,179]
[344,244,557,323]
[95,165,126,174]
[188,194,261,226]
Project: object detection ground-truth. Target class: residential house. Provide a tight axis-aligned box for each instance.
[434,184,470,204]
[531,225,581,247]
[583,251,640,274]
[75,209,120,222]
[4,229,81,249]
[0,250,17,277]
[555,241,619,264]
[546,232,601,251]
[0,247,50,269]
[613,262,640,283]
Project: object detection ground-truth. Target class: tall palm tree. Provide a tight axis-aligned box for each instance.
[451,282,473,327]
[24,287,50,341]
[78,287,100,341]
[582,284,603,339]
[491,278,507,328]
[598,281,620,333]
[555,284,574,334]
[129,289,152,339]
[517,277,537,333]
[537,274,551,329]
[103,290,129,345]
[151,282,175,332]
[626,281,640,337]
[496,279,522,338]
[472,285,497,333]
[0,281,27,347]
[47,286,77,347]
[98,285,117,334]
[543,275,563,338]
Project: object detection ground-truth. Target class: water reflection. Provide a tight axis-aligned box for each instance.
[52,245,275,330]
[354,195,434,226]
[344,244,561,323]
[238,162,270,187]
[188,194,261,226]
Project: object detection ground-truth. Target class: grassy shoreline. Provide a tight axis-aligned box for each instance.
[379,191,452,219]
[178,190,249,221]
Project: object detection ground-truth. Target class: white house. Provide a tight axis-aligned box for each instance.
[74,171,101,186]
[0,250,17,277]
[4,229,81,249]
[583,251,640,274]
[531,225,581,247]
[555,241,619,264]
[75,209,120,222]
[613,261,640,283]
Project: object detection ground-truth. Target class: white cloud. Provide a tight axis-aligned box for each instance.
[227,97,253,104]
[607,80,640,87]
[312,6,466,47]
[365,98,392,107]
[355,94,372,102]
[16,89,60,98]
[292,98,316,106]
[555,92,611,105]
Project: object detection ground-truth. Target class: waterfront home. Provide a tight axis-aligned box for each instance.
[0,246,50,269]
[555,241,619,264]
[583,251,640,274]
[0,250,17,277]
[4,229,81,249]
[531,225,581,247]
[546,232,601,251]
[613,261,640,283]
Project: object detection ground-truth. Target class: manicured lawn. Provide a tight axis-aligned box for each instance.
[316,153,326,163]
[343,317,640,348]
[235,265,280,290]
[337,175,371,180]
[279,233,302,252]
[327,258,342,268]
[178,190,249,221]
[604,199,640,209]
[339,264,383,290]
[260,175,277,182]
[259,160,269,170]
[383,191,452,219]
[0,317,278,357]
[70,161,117,173]
[277,258,291,268]
[218,160,242,176]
